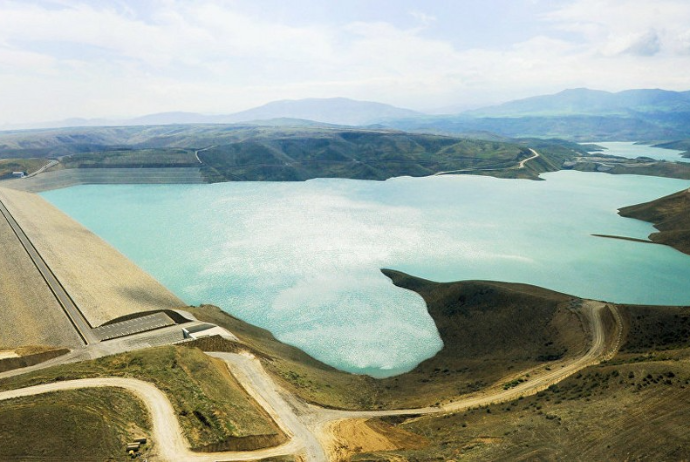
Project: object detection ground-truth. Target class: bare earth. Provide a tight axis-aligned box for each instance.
[0,187,185,327]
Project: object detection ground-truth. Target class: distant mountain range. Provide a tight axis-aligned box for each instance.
[387,88,690,141]
[1,98,422,131]
[464,88,690,117]
[3,89,690,141]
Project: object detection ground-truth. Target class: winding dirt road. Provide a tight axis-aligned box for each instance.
[0,376,302,462]
[434,148,541,176]
[0,301,620,462]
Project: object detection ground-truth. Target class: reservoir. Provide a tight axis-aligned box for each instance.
[41,170,690,376]
[590,141,689,163]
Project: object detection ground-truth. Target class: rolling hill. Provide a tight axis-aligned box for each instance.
[383,88,690,141]
[0,125,584,183]
[464,88,690,117]
[619,187,690,255]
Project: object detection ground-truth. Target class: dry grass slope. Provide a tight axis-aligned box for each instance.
[352,302,690,461]
[187,270,590,410]
[0,388,152,462]
[619,187,690,255]
[0,346,286,450]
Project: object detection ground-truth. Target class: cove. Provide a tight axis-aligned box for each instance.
[41,170,690,377]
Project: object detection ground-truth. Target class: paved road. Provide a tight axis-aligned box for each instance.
[0,199,96,345]
[24,159,58,178]
[194,146,214,164]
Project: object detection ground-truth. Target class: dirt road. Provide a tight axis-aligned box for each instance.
[211,352,327,462]
[434,148,541,176]
[0,376,302,462]
[309,301,619,460]
[519,148,540,168]
[0,301,620,462]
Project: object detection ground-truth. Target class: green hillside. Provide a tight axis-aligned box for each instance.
[0,125,583,182]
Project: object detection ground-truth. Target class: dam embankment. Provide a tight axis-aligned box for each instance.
[5,167,205,193]
[0,187,186,329]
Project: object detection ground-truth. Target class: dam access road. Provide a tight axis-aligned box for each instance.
[0,299,622,462]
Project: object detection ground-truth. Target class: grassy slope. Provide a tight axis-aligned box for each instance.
[0,388,151,462]
[618,187,690,255]
[196,132,538,181]
[187,270,588,410]
[354,304,690,461]
[0,346,285,450]
[0,158,47,178]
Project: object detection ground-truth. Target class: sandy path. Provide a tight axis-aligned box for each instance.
[0,187,185,327]
[519,148,540,168]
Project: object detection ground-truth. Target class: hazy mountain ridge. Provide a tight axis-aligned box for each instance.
[4,89,690,142]
[1,98,423,131]
[464,88,690,117]
[381,89,690,141]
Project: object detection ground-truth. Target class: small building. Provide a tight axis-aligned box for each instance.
[182,323,238,341]
[11,171,26,178]
[126,442,140,452]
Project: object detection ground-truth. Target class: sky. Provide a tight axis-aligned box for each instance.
[1,0,690,124]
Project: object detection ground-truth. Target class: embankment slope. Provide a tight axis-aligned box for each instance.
[0,187,185,327]
[0,214,82,348]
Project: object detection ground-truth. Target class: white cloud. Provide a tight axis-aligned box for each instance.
[0,0,689,124]
[604,29,661,56]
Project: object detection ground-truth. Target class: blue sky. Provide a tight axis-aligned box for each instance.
[1,0,689,124]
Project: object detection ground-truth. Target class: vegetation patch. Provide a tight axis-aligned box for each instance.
[61,148,199,168]
[0,158,47,179]
[0,388,151,462]
[619,305,690,352]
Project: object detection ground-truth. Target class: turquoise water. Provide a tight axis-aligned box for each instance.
[591,141,689,163]
[41,171,690,376]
